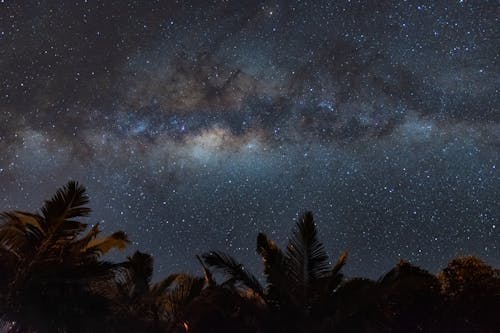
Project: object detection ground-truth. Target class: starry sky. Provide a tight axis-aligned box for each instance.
[1,0,499,278]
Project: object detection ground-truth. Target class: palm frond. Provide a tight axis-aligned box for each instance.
[195,255,216,288]
[2,212,43,231]
[325,251,348,294]
[53,220,88,241]
[84,231,129,257]
[201,251,263,295]
[165,274,205,315]
[70,223,100,253]
[0,212,45,256]
[151,273,180,296]
[121,251,154,298]
[332,251,348,275]
[256,232,289,304]
[285,212,330,295]
[41,181,91,230]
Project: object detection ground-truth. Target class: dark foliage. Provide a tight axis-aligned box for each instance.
[0,182,498,333]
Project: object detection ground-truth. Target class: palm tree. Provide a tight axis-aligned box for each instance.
[263,212,347,311]
[190,254,268,333]
[200,251,264,296]
[0,181,129,333]
[108,251,206,333]
[201,211,347,332]
[178,284,268,333]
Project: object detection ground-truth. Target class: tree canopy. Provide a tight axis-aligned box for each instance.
[0,181,498,333]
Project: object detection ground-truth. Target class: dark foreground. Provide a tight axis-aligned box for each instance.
[0,182,498,333]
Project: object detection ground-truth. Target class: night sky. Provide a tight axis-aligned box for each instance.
[1,0,499,278]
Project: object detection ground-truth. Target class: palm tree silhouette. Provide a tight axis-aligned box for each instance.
[1,181,498,332]
[0,181,129,332]
[108,251,206,333]
[201,211,347,332]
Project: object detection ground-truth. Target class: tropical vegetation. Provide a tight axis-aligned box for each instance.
[0,181,498,332]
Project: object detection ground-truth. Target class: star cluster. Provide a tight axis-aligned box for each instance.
[0,0,498,278]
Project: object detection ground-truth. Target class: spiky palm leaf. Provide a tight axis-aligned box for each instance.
[0,212,45,258]
[65,223,129,262]
[285,212,330,305]
[165,274,205,316]
[317,251,348,296]
[256,232,291,307]
[151,274,180,297]
[120,251,155,299]
[84,231,129,258]
[70,223,100,251]
[36,182,90,246]
[41,181,91,226]
[195,255,216,288]
[201,251,263,296]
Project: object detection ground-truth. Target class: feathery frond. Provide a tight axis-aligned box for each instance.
[256,232,289,305]
[325,251,348,293]
[165,274,205,315]
[151,274,180,297]
[122,251,154,298]
[195,255,215,288]
[201,251,263,295]
[41,181,91,227]
[0,212,45,254]
[286,212,330,290]
[84,231,129,257]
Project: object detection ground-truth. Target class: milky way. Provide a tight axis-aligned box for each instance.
[1,1,499,278]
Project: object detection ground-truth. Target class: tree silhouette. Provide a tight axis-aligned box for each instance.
[0,181,129,333]
[330,277,386,332]
[438,256,500,332]
[201,251,264,296]
[0,182,498,333]
[202,211,347,332]
[106,251,206,333]
[377,261,442,332]
[331,261,442,332]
